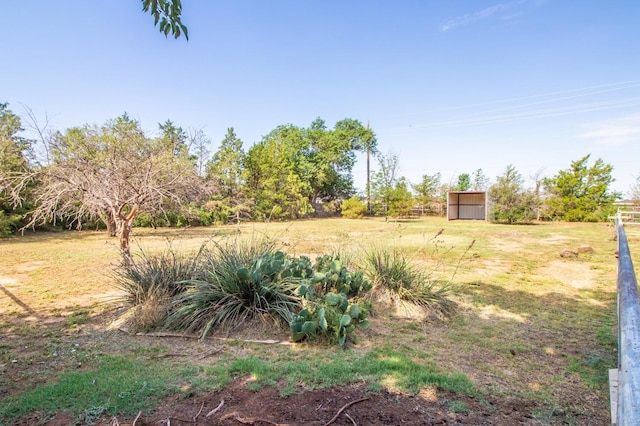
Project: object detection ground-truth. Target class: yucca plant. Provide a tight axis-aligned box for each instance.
[113,243,208,306]
[362,246,456,317]
[165,238,305,338]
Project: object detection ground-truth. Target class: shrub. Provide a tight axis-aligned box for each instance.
[165,239,304,337]
[0,211,21,237]
[341,196,367,219]
[114,237,374,346]
[133,212,169,228]
[362,247,455,317]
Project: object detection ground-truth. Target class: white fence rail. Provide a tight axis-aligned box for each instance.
[613,212,640,424]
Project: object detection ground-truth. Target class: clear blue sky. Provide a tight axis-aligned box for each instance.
[2,1,639,195]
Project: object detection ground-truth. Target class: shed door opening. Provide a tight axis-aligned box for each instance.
[447,191,487,220]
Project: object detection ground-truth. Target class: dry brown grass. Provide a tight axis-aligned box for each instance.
[0,217,625,423]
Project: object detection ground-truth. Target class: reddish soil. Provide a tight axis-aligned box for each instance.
[3,308,606,426]
[17,379,586,426]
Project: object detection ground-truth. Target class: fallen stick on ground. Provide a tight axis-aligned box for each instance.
[322,397,368,426]
[194,401,205,421]
[136,331,200,339]
[168,416,195,423]
[137,332,291,345]
[198,348,224,359]
[131,411,142,426]
[206,399,225,417]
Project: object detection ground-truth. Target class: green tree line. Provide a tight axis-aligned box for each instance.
[0,103,627,243]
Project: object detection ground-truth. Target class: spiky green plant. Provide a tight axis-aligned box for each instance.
[362,247,456,317]
[165,238,304,337]
[113,243,208,306]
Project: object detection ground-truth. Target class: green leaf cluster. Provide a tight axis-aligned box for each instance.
[370,153,413,218]
[0,103,32,235]
[141,0,189,40]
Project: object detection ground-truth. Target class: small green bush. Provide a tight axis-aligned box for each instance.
[341,196,367,219]
[0,210,22,237]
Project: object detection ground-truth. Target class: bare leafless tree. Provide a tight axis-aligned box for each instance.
[187,127,211,177]
[1,113,209,261]
[630,175,640,207]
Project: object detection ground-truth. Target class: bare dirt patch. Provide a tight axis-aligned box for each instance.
[18,380,556,426]
[488,233,577,254]
[538,260,598,289]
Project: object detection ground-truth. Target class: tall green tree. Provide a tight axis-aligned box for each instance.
[543,154,620,222]
[205,128,250,223]
[244,126,312,220]
[332,118,377,210]
[158,120,188,157]
[187,128,211,177]
[0,103,31,174]
[412,172,441,214]
[371,152,412,217]
[472,168,489,191]
[386,177,414,218]
[302,118,375,204]
[489,165,538,224]
[0,103,32,235]
[454,173,471,191]
[242,118,374,218]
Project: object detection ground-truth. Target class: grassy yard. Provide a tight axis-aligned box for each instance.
[0,217,627,424]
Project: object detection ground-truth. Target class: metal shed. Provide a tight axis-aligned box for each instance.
[447,191,488,221]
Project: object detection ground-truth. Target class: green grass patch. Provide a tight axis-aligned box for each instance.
[448,400,470,413]
[66,308,92,327]
[567,352,615,388]
[1,344,474,423]
[225,344,473,396]
[0,355,197,423]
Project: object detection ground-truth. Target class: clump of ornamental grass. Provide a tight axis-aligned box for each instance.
[113,243,208,306]
[361,246,456,318]
[112,242,209,331]
[134,291,171,331]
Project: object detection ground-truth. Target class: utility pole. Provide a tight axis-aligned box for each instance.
[366,121,372,215]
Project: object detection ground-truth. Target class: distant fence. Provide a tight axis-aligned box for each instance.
[613,211,640,424]
[610,210,640,225]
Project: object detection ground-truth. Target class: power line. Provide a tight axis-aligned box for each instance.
[410,97,640,129]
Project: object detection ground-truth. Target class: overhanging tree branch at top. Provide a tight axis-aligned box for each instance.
[142,0,189,40]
